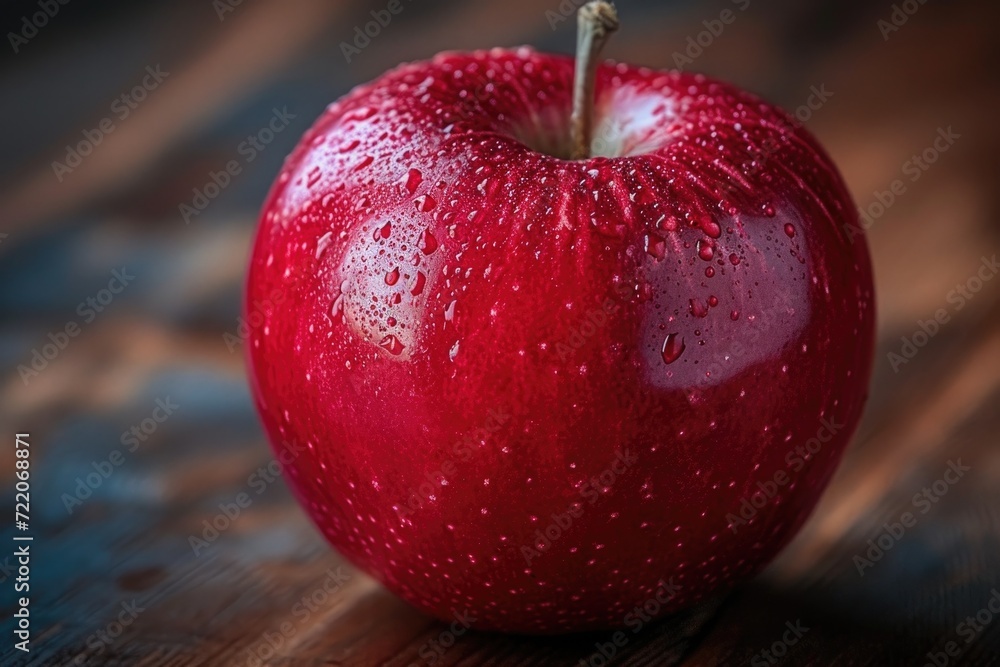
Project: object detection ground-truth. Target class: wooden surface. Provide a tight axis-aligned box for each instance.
[1,0,999,664]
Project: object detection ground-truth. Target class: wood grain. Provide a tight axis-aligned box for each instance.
[1,0,998,665]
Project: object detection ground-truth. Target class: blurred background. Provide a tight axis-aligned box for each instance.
[1,0,998,664]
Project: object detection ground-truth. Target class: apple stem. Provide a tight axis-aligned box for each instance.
[569,1,619,160]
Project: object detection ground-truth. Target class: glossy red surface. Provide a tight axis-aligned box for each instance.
[246,47,874,633]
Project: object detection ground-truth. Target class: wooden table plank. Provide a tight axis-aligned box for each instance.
[3,0,1000,665]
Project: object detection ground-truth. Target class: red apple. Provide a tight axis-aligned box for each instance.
[246,7,874,634]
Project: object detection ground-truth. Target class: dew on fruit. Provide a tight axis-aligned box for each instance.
[784,223,796,237]
[697,240,714,261]
[306,166,322,188]
[409,271,426,296]
[418,228,439,254]
[354,155,374,171]
[689,298,708,318]
[728,253,741,266]
[315,231,334,260]
[415,194,436,212]
[378,334,404,355]
[708,295,718,307]
[385,267,400,285]
[705,266,715,278]
[331,291,347,323]
[444,299,457,322]
[403,168,423,194]
[644,233,667,260]
[661,333,685,364]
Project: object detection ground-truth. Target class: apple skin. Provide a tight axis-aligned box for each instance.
[246,47,874,633]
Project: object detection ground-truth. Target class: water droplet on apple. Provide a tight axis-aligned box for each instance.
[403,168,422,194]
[418,228,439,255]
[315,231,333,260]
[708,295,718,307]
[339,138,360,153]
[689,298,708,318]
[697,239,714,261]
[385,267,400,285]
[784,223,796,237]
[645,233,666,260]
[373,221,392,241]
[306,166,322,188]
[379,334,404,355]
[409,271,426,296]
[658,216,678,231]
[415,194,436,212]
[703,220,721,238]
[444,299,457,323]
[354,155,374,172]
[348,106,376,121]
[728,253,741,266]
[331,285,347,322]
[661,333,685,364]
